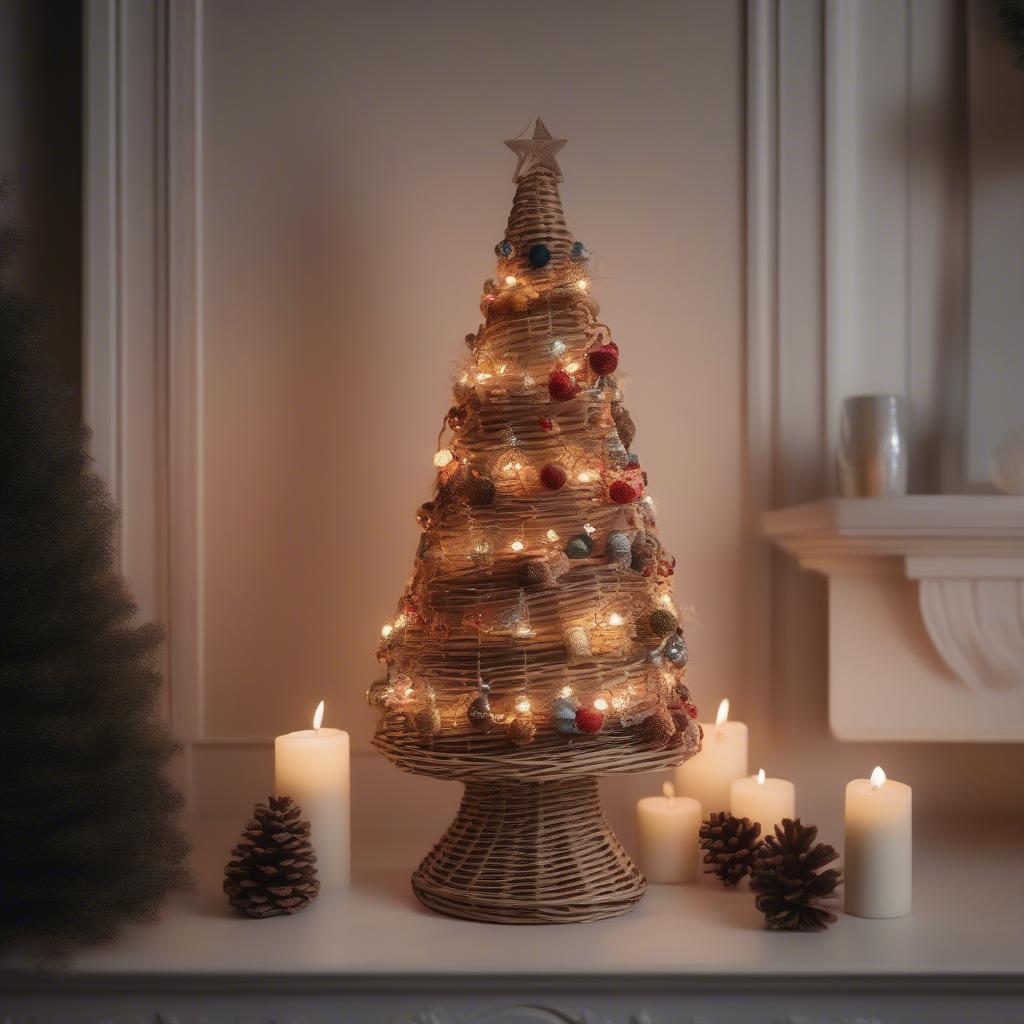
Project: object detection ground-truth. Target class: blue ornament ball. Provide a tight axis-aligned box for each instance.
[571,241,591,261]
[552,696,581,734]
[529,243,551,268]
[496,239,515,258]
[605,531,632,567]
[664,632,688,665]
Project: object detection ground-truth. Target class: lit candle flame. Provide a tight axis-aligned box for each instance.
[715,698,730,735]
[312,700,325,731]
[757,768,766,785]
[870,765,887,790]
[662,781,675,801]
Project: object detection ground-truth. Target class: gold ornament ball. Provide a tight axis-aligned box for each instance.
[508,715,537,747]
[366,679,390,709]
[415,705,442,738]
[639,704,676,747]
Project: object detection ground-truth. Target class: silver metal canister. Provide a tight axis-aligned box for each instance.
[837,394,908,497]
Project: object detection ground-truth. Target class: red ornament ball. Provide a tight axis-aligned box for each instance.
[575,706,605,734]
[548,369,579,402]
[588,344,619,376]
[609,479,639,505]
[539,463,568,490]
[538,416,554,432]
[685,701,699,719]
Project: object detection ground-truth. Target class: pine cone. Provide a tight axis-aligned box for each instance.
[749,818,843,931]
[224,796,320,918]
[699,812,763,887]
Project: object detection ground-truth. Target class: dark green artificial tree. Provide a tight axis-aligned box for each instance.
[0,194,191,955]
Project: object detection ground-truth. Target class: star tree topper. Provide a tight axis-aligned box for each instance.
[504,117,567,182]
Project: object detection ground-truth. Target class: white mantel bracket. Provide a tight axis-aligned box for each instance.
[763,497,1024,742]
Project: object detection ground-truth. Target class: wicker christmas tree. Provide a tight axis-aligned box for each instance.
[369,120,702,924]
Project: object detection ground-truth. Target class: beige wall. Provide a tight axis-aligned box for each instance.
[198,0,747,750]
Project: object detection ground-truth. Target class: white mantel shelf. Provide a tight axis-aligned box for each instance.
[763,497,1024,742]
[2,823,1022,1023]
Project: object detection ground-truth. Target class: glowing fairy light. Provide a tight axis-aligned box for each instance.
[593,697,609,712]
[510,539,525,552]
[583,523,597,536]
[576,279,588,292]
[546,529,559,542]
[381,623,394,638]
[607,612,624,627]
[551,338,567,356]
[559,685,573,699]
[577,471,594,483]
[515,697,531,714]
[565,362,580,374]
[505,275,517,286]
[433,449,454,468]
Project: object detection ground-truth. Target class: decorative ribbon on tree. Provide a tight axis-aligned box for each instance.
[368,120,702,924]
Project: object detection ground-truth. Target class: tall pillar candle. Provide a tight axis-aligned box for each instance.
[636,782,702,883]
[730,769,795,831]
[845,766,911,918]
[674,699,748,814]
[275,702,350,892]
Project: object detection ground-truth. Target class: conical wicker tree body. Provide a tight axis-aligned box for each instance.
[370,121,702,924]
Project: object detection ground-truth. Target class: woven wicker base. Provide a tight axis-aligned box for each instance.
[411,776,646,924]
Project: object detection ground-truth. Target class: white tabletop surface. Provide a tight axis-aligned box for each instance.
[2,816,1021,983]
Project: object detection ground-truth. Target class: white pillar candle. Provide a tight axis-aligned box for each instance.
[636,782,702,883]
[844,766,912,918]
[274,701,350,892]
[730,769,796,831]
[674,699,748,815]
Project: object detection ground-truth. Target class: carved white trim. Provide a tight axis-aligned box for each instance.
[907,561,1024,693]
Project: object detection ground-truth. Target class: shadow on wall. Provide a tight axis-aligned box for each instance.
[0,0,82,421]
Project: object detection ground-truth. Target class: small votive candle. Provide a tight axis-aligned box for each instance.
[730,769,795,832]
[636,782,702,883]
[844,766,912,918]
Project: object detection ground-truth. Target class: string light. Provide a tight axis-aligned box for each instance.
[583,523,597,536]
[476,371,492,382]
[510,539,525,552]
[659,593,673,607]
[433,449,454,468]
[607,612,624,627]
[577,471,594,483]
[551,338,567,356]
[498,364,508,375]
[559,685,573,699]
[593,697,609,712]
[393,613,407,629]
[546,529,559,542]
[505,275,517,286]
[565,361,580,374]
[576,279,588,292]
[515,697,532,714]
[380,623,394,638]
